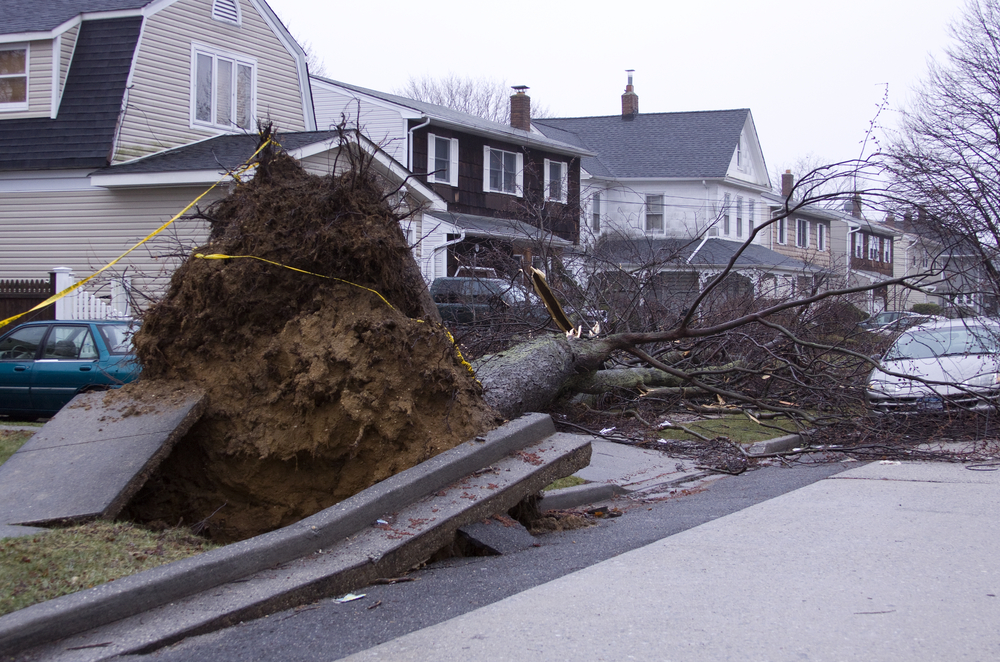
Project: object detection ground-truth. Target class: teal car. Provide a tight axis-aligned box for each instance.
[0,320,139,419]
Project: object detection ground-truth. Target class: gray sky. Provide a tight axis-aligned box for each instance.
[272,0,967,185]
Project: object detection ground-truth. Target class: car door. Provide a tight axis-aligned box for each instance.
[30,324,102,414]
[0,323,48,413]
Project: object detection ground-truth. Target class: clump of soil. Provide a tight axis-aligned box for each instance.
[125,140,500,542]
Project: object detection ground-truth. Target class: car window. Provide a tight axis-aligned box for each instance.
[98,324,134,355]
[43,326,95,360]
[0,325,47,360]
[886,325,1000,360]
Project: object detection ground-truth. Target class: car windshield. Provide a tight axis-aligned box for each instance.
[885,324,1000,360]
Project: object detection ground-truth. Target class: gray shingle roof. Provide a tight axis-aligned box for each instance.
[99,131,343,174]
[533,110,750,179]
[312,77,591,158]
[0,16,142,171]
[593,237,817,272]
[1,0,150,34]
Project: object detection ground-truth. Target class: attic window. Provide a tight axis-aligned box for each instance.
[0,44,28,110]
[212,0,241,25]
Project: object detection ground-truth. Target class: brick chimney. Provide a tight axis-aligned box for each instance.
[621,70,638,120]
[852,193,862,219]
[781,170,794,198]
[510,85,530,131]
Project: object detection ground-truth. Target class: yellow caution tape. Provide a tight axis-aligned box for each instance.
[0,137,276,331]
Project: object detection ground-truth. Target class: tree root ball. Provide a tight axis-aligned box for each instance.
[125,147,500,542]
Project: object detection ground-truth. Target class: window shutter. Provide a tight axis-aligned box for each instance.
[483,145,491,192]
[449,138,459,187]
[560,162,568,203]
[515,152,523,197]
[543,159,551,199]
[427,133,437,182]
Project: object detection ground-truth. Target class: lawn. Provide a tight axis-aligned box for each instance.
[659,415,799,444]
[0,428,218,616]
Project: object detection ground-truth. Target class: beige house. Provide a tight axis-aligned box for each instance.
[0,0,321,307]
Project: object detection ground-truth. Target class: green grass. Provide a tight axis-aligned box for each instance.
[544,475,587,491]
[0,521,219,616]
[0,430,33,465]
[660,415,796,444]
[0,429,217,616]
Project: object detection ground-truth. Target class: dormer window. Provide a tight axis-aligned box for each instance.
[212,0,241,25]
[191,45,256,130]
[0,44,28,111]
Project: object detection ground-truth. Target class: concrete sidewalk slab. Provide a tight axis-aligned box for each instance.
[0,414,566,657]
[0,387,205,527]
[340,461,1000,661]
[12,432,591,661]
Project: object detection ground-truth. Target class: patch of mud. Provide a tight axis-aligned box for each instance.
[124,143,500,542]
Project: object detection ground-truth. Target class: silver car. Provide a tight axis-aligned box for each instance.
[867,318,1000,412]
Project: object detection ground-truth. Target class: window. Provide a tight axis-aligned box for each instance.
[817,223,826,251]
[882,237,892,263]
[0,44,28,110]
[427,133,459,186]
[212,0,241,25]
[796,219,809,248]
[44,326,97,360]
[592,192,601,233]
[737,134,749,171]
[544,159,568,203]
[483,146,522,195]
[736,196,743,238]
[777,217,786,245]
[191,45,256,130]
[722,193,731,235]
[747,200,755,237]
[869,235,880,261]
[645,194,664,233]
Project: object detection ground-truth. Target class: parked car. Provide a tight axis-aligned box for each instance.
[866,318,1000,413]
[872,314,946,336]
[430,277,544,325]
[860,310,918,330]
[0,320,139,419]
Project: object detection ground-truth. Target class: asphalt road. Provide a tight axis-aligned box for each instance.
[129,460,851,662]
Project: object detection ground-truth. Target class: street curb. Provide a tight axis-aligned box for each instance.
[539,483,628,511]
[745,433,809,456]
[0,413,556,656]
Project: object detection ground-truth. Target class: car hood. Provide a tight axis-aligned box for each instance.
[868,354,1000,397]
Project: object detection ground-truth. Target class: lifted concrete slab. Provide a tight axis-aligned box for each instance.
[8,430,590,661]
[0,386,206,527]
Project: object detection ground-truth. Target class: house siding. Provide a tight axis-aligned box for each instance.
[58,25,80,100]
[311,83,409,164]
[0,185,218,297]
[114,0,306,163]
[770,216,833,269]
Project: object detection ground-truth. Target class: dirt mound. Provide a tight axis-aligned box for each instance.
[125,140,500,542]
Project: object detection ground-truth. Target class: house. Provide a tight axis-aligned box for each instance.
[0,0,322,308]
[532,74,820,307]
[310,77,591,282]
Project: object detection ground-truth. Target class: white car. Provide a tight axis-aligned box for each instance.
[867,318,1000,413]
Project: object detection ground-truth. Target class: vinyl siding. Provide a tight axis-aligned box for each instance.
[59,25,80,99]
[114,0,306,163]
[0,186,219,300]
[312,83,408,164]
[1,40,53,120]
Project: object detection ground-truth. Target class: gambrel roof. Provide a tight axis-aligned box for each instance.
[0,17,142,170]
[534,110,753,180]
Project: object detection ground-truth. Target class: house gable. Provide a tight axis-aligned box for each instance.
[724,115,770,190]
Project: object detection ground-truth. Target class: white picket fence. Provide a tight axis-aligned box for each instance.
[52,267,132,320]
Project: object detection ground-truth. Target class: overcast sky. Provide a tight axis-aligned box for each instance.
[271,0,967,185]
